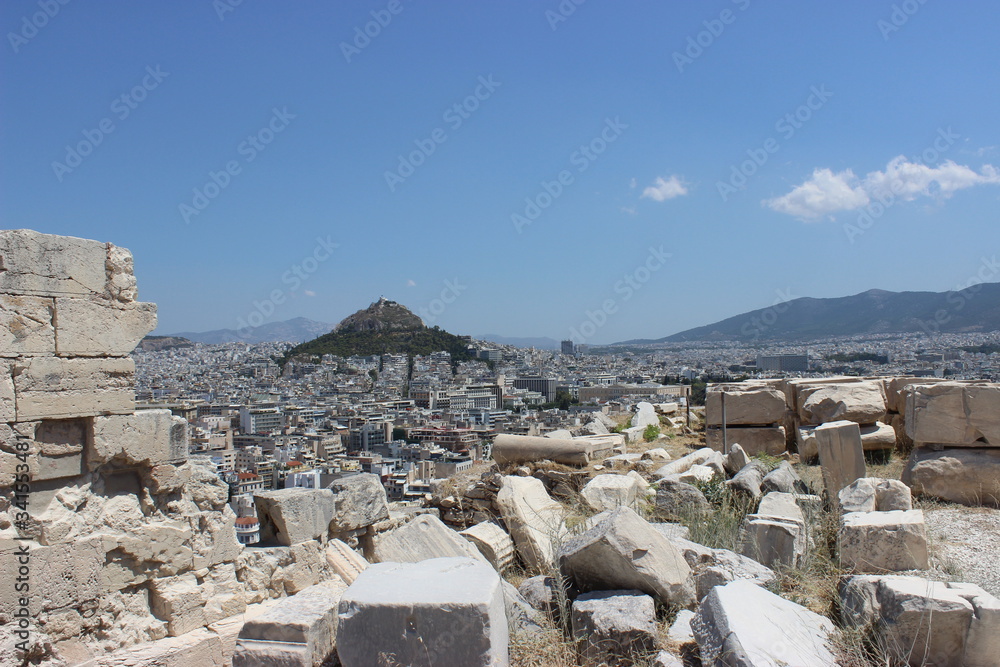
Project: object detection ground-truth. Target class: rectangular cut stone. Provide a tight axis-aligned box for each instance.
[839,510,929,573]
[254,488,338,546]
[13,357,134,420]
[797,380,887,425]
[54,297,157,356]
[902,447,1000,507]
[0,229,109,297]
[692,580,837,667]
[571,590,658,666]
[373,514,488,564]
[877,577,973,666]
[336,557,508,667]
[558,507,694,608]
[494,475,567,573]
[91,409,188,468]
[815,420,866,500]
[325,540,368,585]
[460,522,516,572]
[0,294,54,356]
[706,385,787,426]
[887,376,948,413]
[236,580,346,666]
[706,425,785,456]
[150,573,208,637]
[0,538,104,619]
[907,382,1000,447]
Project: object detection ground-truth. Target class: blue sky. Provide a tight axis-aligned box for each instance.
[3,1,999,343]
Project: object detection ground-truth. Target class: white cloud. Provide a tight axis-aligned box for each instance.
[765,157,1000,220]
[621,206,637,215]
[641,175,688,202]
[406,279,416,287]
[629,177,637,190]
[303,290,316,297]
[764,168,868,219]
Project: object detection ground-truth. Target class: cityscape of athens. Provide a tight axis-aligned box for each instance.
[4,2,1000,666]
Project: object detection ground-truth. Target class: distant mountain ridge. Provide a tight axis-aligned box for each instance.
[168,317,334,344]
[628,284,1000,343]
[284,299,475,361]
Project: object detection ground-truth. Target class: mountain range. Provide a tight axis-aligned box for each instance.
[167,317,333,344]
[623,284,1000,344]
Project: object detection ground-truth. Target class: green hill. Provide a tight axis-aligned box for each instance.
[283,298,475,362]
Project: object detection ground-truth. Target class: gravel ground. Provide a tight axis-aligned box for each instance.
[923,507,1000,596]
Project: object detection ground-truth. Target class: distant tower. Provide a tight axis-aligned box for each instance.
[561,340,576,355]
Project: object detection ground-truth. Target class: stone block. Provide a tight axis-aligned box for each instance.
[740,515,805,569]
[902,447,1000,507]
[327,473,390,533]
[692,579,837,666]
[838,477,912,513]
[253,488,338,546]
[907,382,1000,447]
[839,510,928,573]
[494,475,567,573]
[726,461,767,499]
[460,521,515,572]
[798,380,887,425]
[558,507,693,608]
[761,461,807,495]
[492,433,622,466]
[815,420,866,501]
[75,628,227,667]
[324,540,368,585]
[12,356,134,420]
[653,447,719,478]
[235,580,346,666]
[887,376,948,413]
[54,297,156,356]
[91,409,188,469]
[797,421,896,460]
[654,478,709,521]
[631,401,659,428]
[373,514,488,564]
[706,425,786,456]
[0,294,54,356]
[706,385,787,426]
[336,557,508,667]
[0,537,104,619]
[149,573,208,637]
[0,229,108,297]
[581,473,641,512]
[571,590,658,667]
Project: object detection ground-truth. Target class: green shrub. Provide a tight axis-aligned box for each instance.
[642,424,660,442]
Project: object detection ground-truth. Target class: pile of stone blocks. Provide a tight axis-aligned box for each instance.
[885,376,948,451]
[902,381,1000,506]
[788,378,893,461]
[705,382,787,456]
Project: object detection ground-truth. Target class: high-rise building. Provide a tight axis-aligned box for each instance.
[561,339,576,355]
[756,354,809,372]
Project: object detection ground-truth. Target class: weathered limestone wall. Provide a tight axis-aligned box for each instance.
[0,231,349,665]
